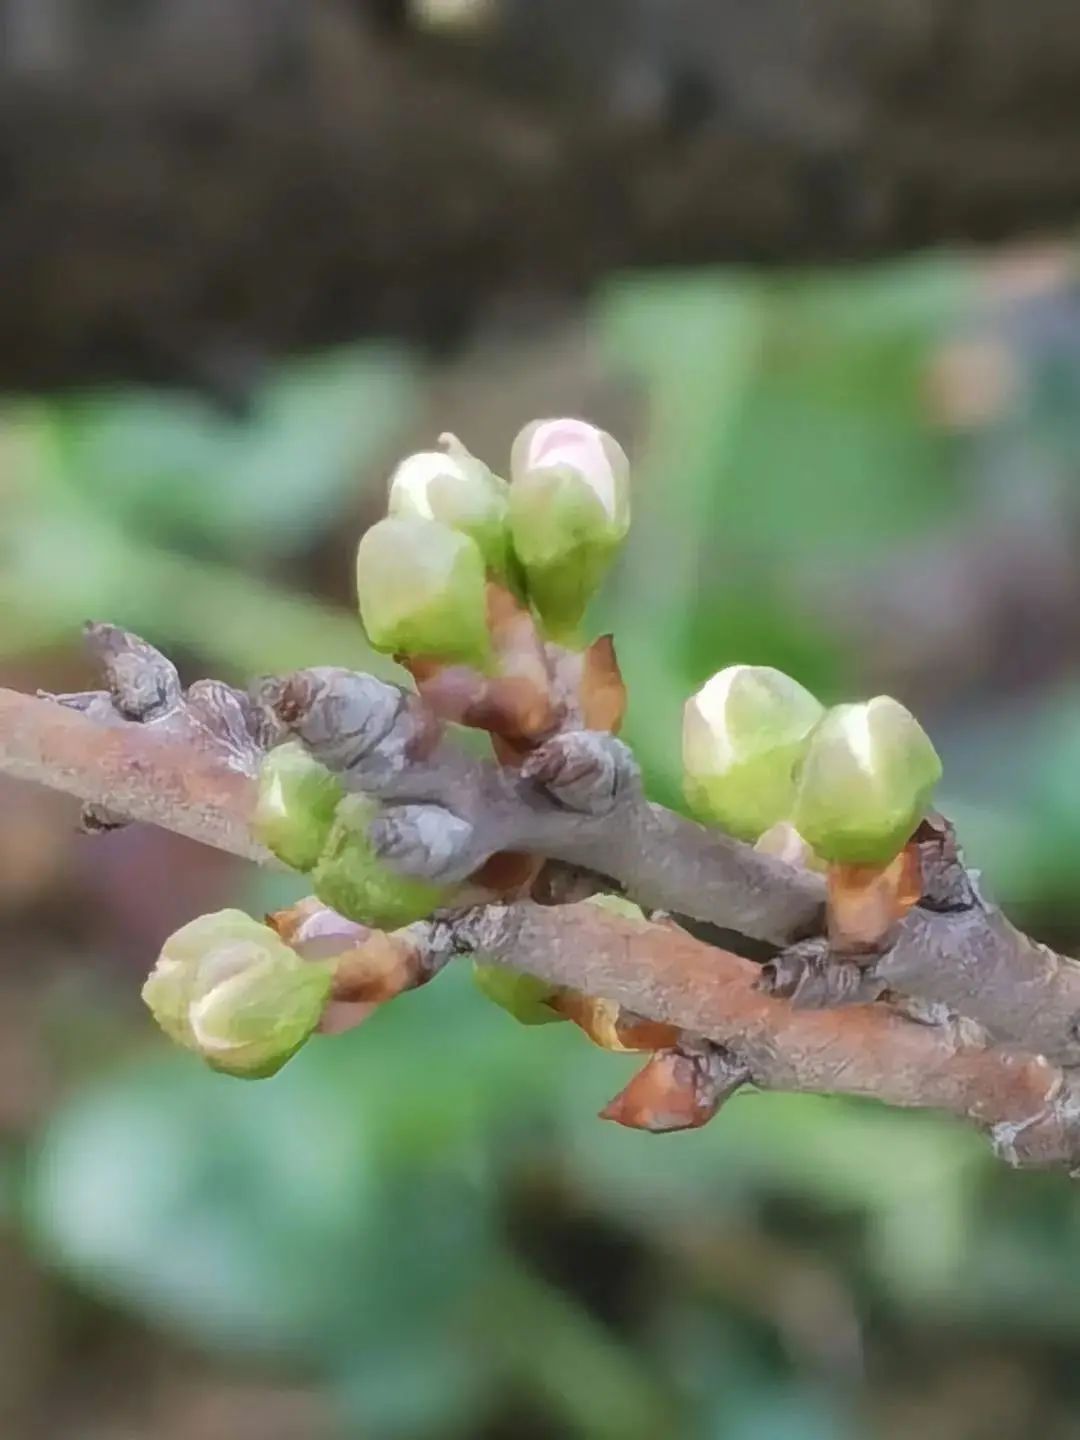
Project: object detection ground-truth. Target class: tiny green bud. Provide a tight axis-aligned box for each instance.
[791,696,943,865]
[388,433,511,578]
[472,961,564,1025]
[753,821,825,872]
[509,418,631,637]
[311,794,450,930]
[682,666,824,841]
[251,742,344,872]
[586,893,649,924]
[142,910,332,1079]
[356,516,491,667]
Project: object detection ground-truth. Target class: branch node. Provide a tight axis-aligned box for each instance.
[520,729,639,815]
[367,804,478,882]
[84,621,182,721]
[760,938,887,1008]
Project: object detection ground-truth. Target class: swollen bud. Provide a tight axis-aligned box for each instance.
[356,516,491,667]
[682,666,824,841]
[142,910,332,1079]
[791,696,942,864]
[471,962,564,1026]
[251,742,344,872]
[388,434,512,578]
[311,794,450,930]
[509,418,630,637]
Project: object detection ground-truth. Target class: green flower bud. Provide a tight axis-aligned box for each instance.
[388,433,512,578]
[790,696,943,865]
[509,418,630,637]
[682,666,824,841]
[355,516,491,667]
[251,742,344,872]
[142,910,332,1079]
[311,794,450,930]
[472,961,564,1025]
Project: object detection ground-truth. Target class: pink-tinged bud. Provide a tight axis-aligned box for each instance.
[508,418,631,637]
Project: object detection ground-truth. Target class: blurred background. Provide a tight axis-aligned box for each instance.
[5,3,1080,1437]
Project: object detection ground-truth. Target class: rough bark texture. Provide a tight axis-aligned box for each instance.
[9,637,1080,1168]
[425,901,1080,1170]
[14,636,1080,1163]
[261,666,826,944]
[0,686,268,863]
[4,0,1080,390]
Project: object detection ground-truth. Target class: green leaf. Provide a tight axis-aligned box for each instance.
[53,345,418,558]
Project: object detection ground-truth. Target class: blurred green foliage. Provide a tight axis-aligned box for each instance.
[8,258,1080,1437]
[0,345,412,675]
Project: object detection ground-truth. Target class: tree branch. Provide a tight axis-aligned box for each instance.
[421,901,1080,1169]
[7,638,1080,1168]
[763,819,1080,1067]
[0,685,268,864]
[261,666,825,946]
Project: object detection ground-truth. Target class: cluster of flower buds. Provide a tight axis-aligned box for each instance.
[356,420,631,655]
[252,742,451,930]
[683,666,942,865]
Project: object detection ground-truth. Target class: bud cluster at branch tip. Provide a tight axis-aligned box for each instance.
[683,667,942,865]
[355,417,632,650]
[142,910,332,1078]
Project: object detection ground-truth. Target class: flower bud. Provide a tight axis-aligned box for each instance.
[509,418,630,637]
[251,742,344,872]
[753,820,825,872]
[388,433,512,579]
[142,910,332,1079]
[471,961,564,1026]
[791,696,942,864]
[355,516,491,667]
[682,666,824,841]
[311,794,450,930]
